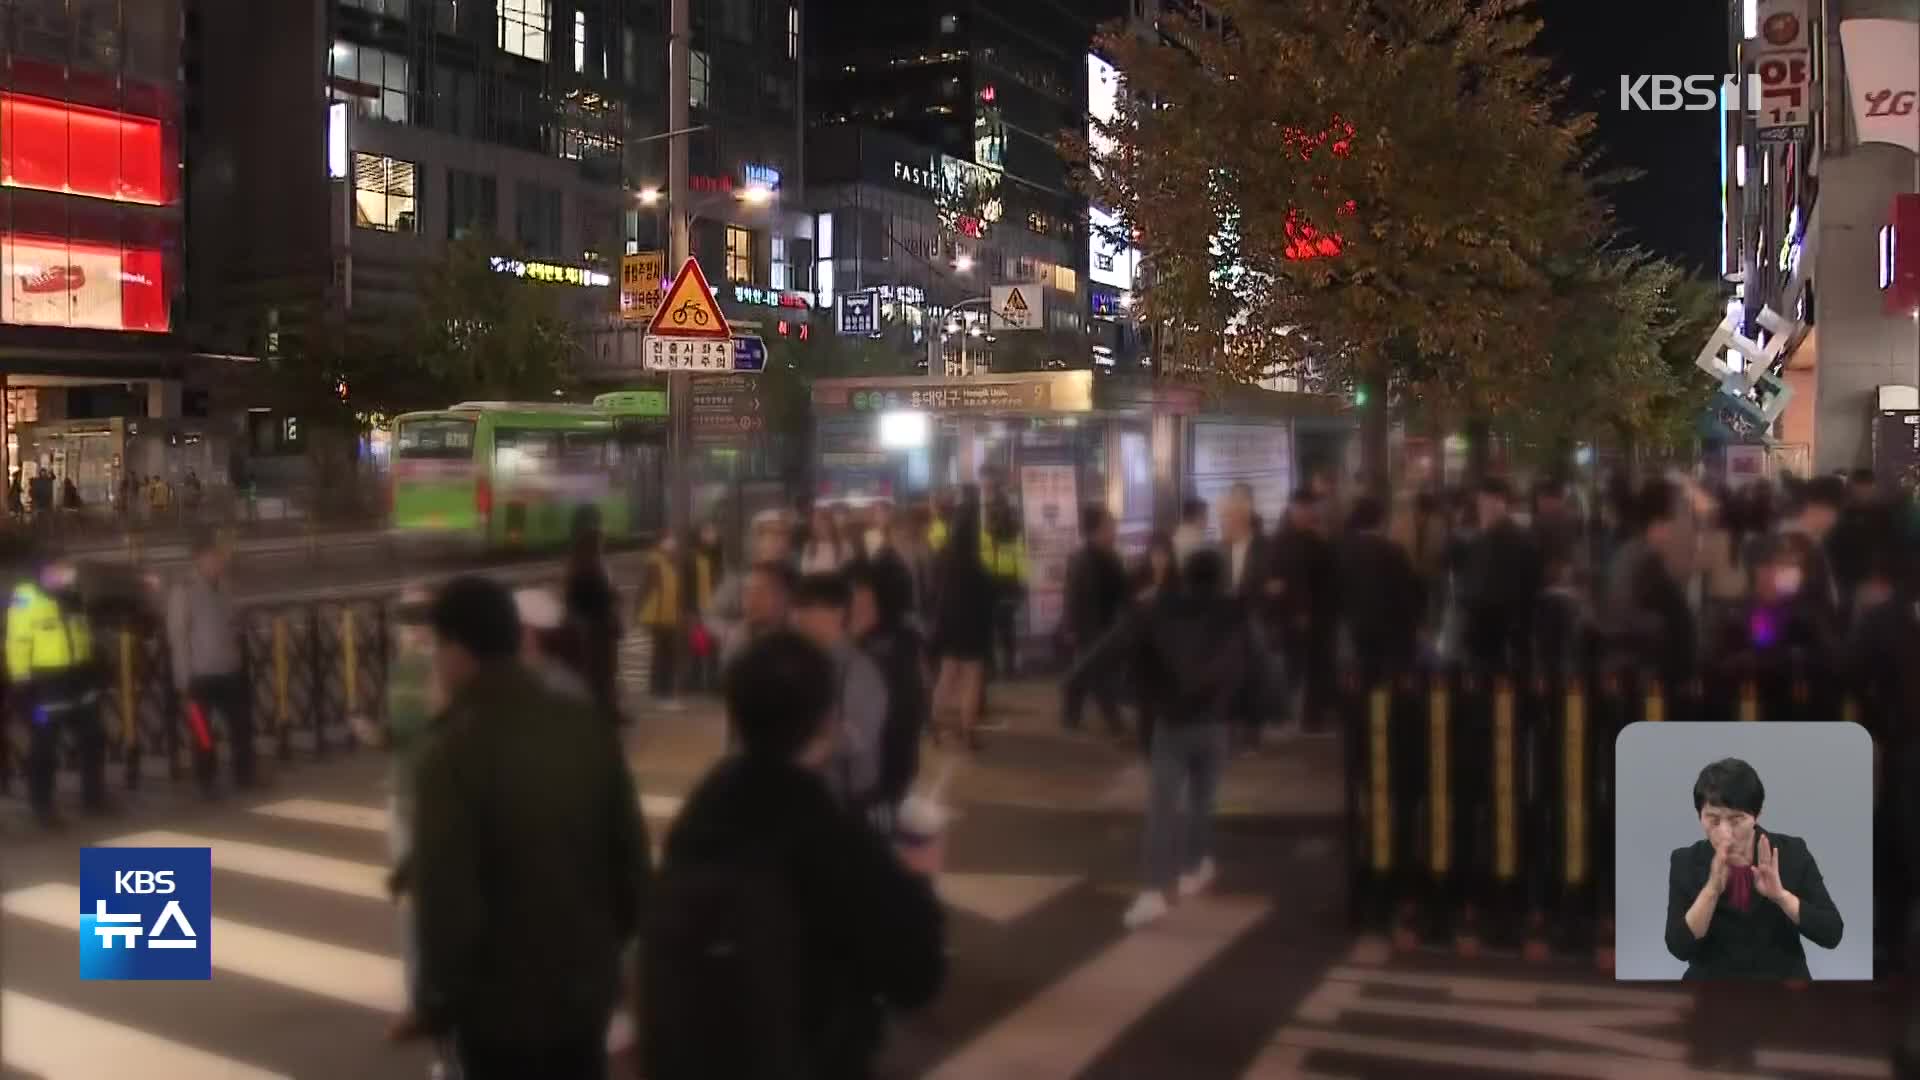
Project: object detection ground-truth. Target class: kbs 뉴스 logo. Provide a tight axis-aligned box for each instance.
[79,846,212,980]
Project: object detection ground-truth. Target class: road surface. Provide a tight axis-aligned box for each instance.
[0,678,1902,1079]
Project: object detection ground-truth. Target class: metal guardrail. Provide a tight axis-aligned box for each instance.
[1342,663,1890,966]
[1,553,648,799]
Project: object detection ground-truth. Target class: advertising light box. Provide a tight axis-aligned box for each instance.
[1,235,168,333]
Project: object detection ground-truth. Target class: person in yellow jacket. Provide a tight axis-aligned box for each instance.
[689,521,725,690]
[7,559,107,826]
[636,532,686,710]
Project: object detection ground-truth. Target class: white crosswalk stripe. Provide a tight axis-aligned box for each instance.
[2,990,293,1080]
[2,785,1890,1079]
[6,882,406,1013]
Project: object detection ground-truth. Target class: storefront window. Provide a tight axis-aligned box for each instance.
[353,153,418,233]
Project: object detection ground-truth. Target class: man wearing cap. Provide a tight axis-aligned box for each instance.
[166,528,254,793]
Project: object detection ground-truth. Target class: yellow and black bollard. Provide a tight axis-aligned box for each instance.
[1561,681,1590,954]
[273,615,292,762]
[119,630,139,791]
[1366,685,1394,934]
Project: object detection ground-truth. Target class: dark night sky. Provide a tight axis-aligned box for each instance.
[1533,0,1729,275]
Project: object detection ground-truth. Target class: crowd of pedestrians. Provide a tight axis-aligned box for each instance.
[65,463,1909,1077]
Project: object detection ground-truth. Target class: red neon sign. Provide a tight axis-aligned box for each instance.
[0,94,168,205]
[1281,116,1357,261]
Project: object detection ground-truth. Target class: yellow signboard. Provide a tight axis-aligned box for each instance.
[621,250,666,322]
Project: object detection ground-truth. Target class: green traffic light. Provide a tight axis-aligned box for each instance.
[1353,388,1369,406]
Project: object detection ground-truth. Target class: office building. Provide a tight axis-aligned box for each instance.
[0,0,205,503]
[1722,0,1917,472]
[808,0,1091,368]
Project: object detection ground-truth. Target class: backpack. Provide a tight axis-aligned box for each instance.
[641,854,808,1080]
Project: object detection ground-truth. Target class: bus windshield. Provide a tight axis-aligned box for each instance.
[397,418,477,460]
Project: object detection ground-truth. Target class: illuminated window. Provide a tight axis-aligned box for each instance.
[330,40,411,124]
[787,6,799,59]
[725,226,753,282]
[770,235,788,290]
[498,0,548,62]
[690,50,711,109]
[353,153,418,233]
[573,10,586,72]
[0,94,167,204]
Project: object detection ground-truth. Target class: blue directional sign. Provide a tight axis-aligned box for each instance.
[732,334,767,372]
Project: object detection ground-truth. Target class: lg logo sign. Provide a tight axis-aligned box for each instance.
[1864,88,1917,117]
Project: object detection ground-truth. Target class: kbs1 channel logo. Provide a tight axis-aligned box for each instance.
[79,847,212,980]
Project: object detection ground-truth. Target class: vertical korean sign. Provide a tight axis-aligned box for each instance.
[621,250,665,322]
[1754,0,1812,142]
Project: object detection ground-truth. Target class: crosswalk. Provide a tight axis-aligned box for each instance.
[1,784,1902,1080]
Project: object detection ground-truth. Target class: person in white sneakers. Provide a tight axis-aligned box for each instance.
[1122,549,1250,930]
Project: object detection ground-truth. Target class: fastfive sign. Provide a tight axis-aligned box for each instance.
[80,847,212,980]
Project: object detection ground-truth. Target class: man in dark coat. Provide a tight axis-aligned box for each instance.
[1460,477,1544,676]
[1062,504,1131,734]
[1337,496,1425,685]
[1269,489,1339,734]
[410,576,651,1079]
[645,631,946,1080]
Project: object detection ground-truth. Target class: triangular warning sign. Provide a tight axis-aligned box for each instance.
[1004,287,1029,313]
[646,258,733,339]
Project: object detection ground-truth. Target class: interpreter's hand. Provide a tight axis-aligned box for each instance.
[1707,838,1731,895]
[896,835,945,877]
[1754,834,1785,901]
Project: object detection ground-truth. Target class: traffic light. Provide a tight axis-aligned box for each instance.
[1353,385,1369,407]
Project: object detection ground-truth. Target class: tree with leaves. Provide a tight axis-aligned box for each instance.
[1075,0,1613,490]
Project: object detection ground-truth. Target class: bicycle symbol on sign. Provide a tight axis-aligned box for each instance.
[670,300,710,328]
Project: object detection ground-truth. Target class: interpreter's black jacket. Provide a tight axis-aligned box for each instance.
[1664,828,1844,980]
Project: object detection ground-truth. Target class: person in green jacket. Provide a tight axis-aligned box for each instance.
[410,575,651,1077]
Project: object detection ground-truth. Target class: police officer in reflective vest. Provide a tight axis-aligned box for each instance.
[7,559,107,826]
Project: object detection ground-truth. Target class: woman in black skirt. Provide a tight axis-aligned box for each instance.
[930,490,995,750]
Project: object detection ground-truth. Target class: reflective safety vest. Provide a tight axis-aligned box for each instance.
[6,582,93,683]
[927,518,1027,584]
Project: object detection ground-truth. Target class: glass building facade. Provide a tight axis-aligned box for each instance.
[0,0,183,335]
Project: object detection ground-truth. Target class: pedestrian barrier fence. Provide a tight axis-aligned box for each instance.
[1342,663,1894,964]
[1,561,613,798]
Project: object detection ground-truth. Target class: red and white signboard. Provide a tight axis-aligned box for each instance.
[1,235,168,333]
[1754,0,1812,142]
[1840,19,1919,155]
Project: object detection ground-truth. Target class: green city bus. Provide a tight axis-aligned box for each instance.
[390,394,667,550]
